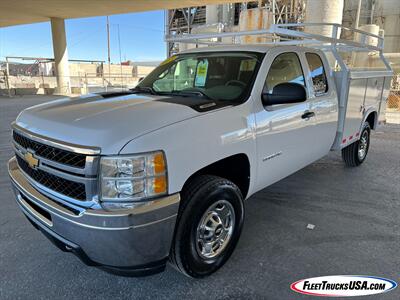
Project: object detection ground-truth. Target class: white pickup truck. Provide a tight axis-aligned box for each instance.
[8,24,392,277]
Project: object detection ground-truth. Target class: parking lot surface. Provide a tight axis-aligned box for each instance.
[0,95,399,299]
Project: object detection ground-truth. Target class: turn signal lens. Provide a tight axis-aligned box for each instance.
[148,175,167,195]
[153,152,166,175]
[145,152,166,176]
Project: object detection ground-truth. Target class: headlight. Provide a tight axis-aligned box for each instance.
[99,151,167,210]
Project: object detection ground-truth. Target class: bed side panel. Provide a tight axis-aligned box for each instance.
[341,78,367,147]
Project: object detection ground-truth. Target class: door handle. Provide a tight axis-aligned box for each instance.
[301,111,315,120]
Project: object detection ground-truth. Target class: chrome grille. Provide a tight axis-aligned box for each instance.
[13,131,86,168]
[12,126,100,205]
[16,155,87,201]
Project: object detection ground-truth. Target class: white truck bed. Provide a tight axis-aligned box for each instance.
[333,70,393,149]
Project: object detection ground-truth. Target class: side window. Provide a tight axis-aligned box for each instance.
[265,52,305,93]
[305,53,328,95]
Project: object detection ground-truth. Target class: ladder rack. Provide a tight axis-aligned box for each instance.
[165,22,392,72]
[166,23,384,52]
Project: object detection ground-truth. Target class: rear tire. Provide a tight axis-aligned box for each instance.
[170,175,244,278]
[341,122,371,167]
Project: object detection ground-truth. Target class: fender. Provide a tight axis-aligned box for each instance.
[361,108,378,132]
[118,102,258,197]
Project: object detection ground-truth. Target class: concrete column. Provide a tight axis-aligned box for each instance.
[206,5,220,24]
[50,18,71,95]
[382,14,400,53]
[222,4,234,27]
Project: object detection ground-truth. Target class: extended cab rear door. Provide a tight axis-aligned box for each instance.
[301,50,338,154]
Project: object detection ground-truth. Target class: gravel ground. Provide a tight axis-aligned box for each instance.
[0,95,399,300]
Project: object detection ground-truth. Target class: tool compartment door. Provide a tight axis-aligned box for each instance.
[364,77,384,111]
[342,78,367,146]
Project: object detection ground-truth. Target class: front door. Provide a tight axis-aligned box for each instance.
[254,50,318,192]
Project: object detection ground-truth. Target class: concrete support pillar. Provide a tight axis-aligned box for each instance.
[382,15,400,53]
[50,18,70,95]
[206,5,220,24]
[222,4,234,27]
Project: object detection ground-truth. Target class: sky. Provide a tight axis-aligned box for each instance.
[0,10,166,63]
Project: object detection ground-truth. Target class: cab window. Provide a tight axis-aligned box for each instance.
[265,52,305,93]
[305,53,328,95]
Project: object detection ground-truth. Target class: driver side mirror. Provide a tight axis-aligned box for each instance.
[262,82,306,106]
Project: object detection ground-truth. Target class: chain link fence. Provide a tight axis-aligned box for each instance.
[388,74,400,111]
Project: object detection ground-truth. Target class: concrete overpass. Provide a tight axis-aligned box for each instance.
[1,0,245,94]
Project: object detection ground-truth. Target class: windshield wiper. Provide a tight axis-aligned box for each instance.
[162,90,213,100]
[130,86,158,95]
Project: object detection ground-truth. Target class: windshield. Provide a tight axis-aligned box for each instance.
[137,51,264,103]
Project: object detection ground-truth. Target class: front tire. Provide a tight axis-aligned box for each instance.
[341,122,371,167]
[170,175,244,278]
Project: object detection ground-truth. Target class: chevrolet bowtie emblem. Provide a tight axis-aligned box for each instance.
[24,151,39,169]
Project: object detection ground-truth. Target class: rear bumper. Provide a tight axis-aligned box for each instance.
[8,157,180,276]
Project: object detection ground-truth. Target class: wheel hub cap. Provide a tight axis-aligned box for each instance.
[358,130,369,160]
[196,200,235,259]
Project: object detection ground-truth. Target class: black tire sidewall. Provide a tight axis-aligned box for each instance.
[356,123,371,164]
[178,180,244,277]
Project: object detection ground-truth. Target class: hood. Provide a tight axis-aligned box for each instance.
[15,93,200,154]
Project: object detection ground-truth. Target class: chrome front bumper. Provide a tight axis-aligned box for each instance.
[8,157,180,275]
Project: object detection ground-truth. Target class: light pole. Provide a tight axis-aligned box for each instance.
[106,16,111,90]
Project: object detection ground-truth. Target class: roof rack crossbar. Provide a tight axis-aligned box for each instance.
[165,22,384,52]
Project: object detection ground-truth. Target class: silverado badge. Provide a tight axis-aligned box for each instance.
[24,151,39,169]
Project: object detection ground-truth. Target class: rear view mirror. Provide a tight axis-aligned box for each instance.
[262,82,306,106]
